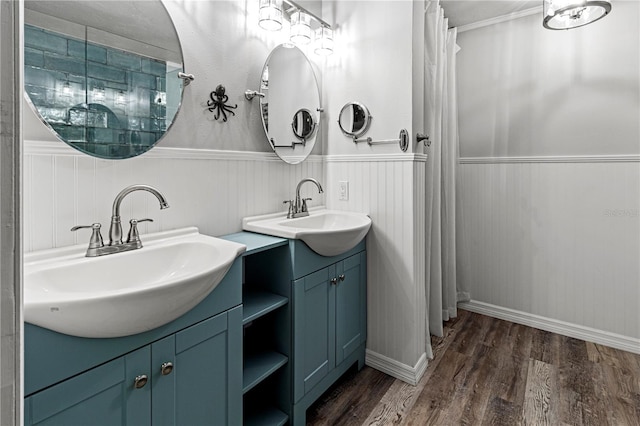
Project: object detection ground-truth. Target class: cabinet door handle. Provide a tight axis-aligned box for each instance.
[161,362,174,376]
[339,274,345,281]
[134,374,148,389]
[330,277,338,285]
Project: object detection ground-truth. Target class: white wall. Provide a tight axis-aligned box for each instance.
[324,0,428,381]
[456,1,640,349]
[323,0,416,155]
[456,2,639,158]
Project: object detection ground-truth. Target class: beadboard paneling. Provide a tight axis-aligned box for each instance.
[23,141,324,252]
[456,161,640,341]
[326,156,427,371]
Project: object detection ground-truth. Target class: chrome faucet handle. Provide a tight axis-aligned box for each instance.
[301,198,312,213]
[71,223,104,255]
[283,200,295,218]
[127,218,153,245]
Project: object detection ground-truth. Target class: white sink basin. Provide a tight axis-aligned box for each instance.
[24,227,246,338]
[242,207,371,257]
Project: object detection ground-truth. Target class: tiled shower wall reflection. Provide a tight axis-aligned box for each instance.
[24,25,179,158]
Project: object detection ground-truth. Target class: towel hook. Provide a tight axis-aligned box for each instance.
[416,133,431,147]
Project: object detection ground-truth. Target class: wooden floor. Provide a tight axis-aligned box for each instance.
[306,310,640,425]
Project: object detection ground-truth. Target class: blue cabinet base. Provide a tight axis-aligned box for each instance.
[291,343,365,426]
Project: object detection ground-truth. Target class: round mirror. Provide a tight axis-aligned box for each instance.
[338,102,372,138]
[259,45,321,165]
[24,0,184,159]
[291,109,316,140]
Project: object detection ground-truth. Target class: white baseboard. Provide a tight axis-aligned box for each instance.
[459,300,640,355]
[365,350,428,386]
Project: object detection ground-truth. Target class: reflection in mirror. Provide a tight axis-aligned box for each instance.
[338,102,372,138]
[258,45,321,164]
[24,0,184,159]
[292,109,316,141]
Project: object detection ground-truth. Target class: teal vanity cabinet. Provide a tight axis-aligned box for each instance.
[24,260,243,426]
[290,239,367,426]
[226,232,367,426]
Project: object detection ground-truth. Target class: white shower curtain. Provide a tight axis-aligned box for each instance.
[424,0,460,346]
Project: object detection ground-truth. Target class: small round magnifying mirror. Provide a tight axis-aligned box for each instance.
[338,102,372,138]
[292,109,316,140]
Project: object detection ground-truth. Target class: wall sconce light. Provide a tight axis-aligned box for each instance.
[259,0,283,31]
[61,81,73,98]
[91,85,106,103]
[290,11,312,45]
[257,0,333,55]
[115,90,127,107]
[314,26,333,56]
[543,0,612,30]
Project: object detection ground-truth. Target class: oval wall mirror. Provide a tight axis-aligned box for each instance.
[338,102,372,138]
[258,45,321,165]
[24,0,184,159]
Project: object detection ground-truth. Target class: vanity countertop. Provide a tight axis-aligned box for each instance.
[222,231,288,255]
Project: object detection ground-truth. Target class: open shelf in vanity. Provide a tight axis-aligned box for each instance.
[223,232,293,426]
[242,290,289,396]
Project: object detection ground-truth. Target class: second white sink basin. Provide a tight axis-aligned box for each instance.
[242,207,371,256]
[24,227,246,338]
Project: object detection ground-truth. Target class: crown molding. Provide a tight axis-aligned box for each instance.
[457,6,542,33]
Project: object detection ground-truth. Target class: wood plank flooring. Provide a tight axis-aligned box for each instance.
[306,310,640,425]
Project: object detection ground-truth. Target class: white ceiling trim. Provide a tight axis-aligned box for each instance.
[456,6,542,33]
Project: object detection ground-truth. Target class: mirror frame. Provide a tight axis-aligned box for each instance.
[23,0,186,160]
[338,102,372,138]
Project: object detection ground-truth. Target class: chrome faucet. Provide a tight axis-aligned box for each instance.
[71,184,169,257]
[109,184,169,245]
[284,178,324,218]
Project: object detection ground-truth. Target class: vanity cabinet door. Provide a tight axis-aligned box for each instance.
[293,266,336,403]
[292,250,367,404]
[151,306,243,426]
[25,307,242,426]
[25,346,151,426]
[335,252,367,365]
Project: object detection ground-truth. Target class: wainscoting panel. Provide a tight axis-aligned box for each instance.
[456,160,640,341]
[23,141,324,252]
[326,155,427,373]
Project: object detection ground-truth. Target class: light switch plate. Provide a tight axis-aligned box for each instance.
[338,181,349,201]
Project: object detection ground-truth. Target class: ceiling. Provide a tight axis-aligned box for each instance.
[440,1,541,28]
